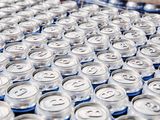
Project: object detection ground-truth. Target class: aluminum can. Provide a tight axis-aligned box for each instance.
[148,34,160,47]
[31,4,50,12]
[15,114,44,120]
[4,42,28,61]
[36,92,72,120]
[43,0,60,6]
[126,2,144,11]
[0,75,10,100]
[116,115,146,120]
[109,69,143,98]
[57,17,77,32]
[110,37,136,60]
[95,84,129,117]
[23,34,47,49]
[124,27,147,47]
[143,78,160,98]
[17,10,35,19]
[64,29,85,46]
[5,82,39,114]
[42,25,63,40]
[74,102,111,120]
[124,56,155,81]
[0,53,8,72]
[32,68,62,93]
[97,50,123,72]
[79,20,98,38]
[143,4,160,13]
[87,34,109,52]
[0,101,14,120]
[71,44,95,64]
[62,75,93,106]
[5,60,34,82]
[47,40,70,56]
[0,6,18,14]
[54,54,79,77]
[28,48,53,69]
[137,44,160,69]
[130,95,160,120]
[81,62,109,88]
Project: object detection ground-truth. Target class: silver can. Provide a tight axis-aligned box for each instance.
[64,29,85,46]
[36,92,72,120]
[32,68,62,93]
[57,17,77,32]
[97,50,123,72]
[0,53,8,72]
[143,78,160,98]
[81,62,109,88]
[53,54,79,77]
[148,34,160,47]
[95,84,129,117]
[28,48,53,69]
[130,95,160,120]
[116,115,146,120]
[47,40,70,56]
[17,10,35,18]
[62,75,93,106]
[0,6,18,14]
[137,44,160,69]
[42,25,63,40]
[124,27,147,46]
[124,56,155,81]
[43,0,60,5]
[110,37,136,59]
[79,20,98,38]
[74,102,111,120]
[109,69,143,98]
[15,114,44,120]
[87,34,109,52]
[5,60,34,82]
[71,44,95,64]
[4,42,28,61]
[0,101,14,120]
[5,82,39,113]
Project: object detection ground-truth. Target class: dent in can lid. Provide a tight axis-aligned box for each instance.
[74,102,111,120]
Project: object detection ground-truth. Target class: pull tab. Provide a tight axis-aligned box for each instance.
[37,51,47,57]
[55,42,61,46]
[87,110,102,118]
[14,45,24,51]
[153,83,160,90]
[145,102,160,112]
[101,90,115,99]
[87,66,98,74]
[59,58,70,64]
[14,88,27,97]
[147,47,156,54]
[131,60,144,66]
[72,80,85,88]
[78,47,86,53]
[13,64,24,70]
[43,72,55,79]
[120,42,129,49]
[123,74,136,81]
[50,98,65,106]
[95,36,102,42]
[106,53,117,59]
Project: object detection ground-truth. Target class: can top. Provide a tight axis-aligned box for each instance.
[61,0,77,11]
[6,82,38,99]
[15,114,44,120]
[132,95,160,116]
[62,75,91,92]
[117,115,146,120]
[58,17,77,26]
[43,25,63,36]
[100,24,120,35]
[70,10,89,19]
[95,84,127,102]
[64,30,85,40]
[149,34,160,45]
[38,92,71,112]
[100,6,119,16]
[24,34,47,43]
[75,102,110,120]
[147,78,160,95]
[79,20,97,30]
[0,101,12,119]
[79,4,99,14]
[49,6,67,16]
[48,40,70,49]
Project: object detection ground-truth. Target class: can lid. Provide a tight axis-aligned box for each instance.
[147,78,160,95]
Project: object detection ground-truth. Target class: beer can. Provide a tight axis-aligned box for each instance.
[97,49,123,71]
[148,34,160,47]
[124,56,155,81]
[109,69,143,98]
[0,101,14,120]
[116,115,146,120]
[4,42,28,61]
[36,92,72,120]
[62,75,93,106]
[124,27,147,47]
[143,4,160,13]
[71,44,95,64]
[32,68,62,93]
[74,102,111,120]
[5,60,34,82]
[143,78,160,98]
[78,20,98,38]
[130,95,160,120]
[110,37,137,60]
[137,44,160,69]
[5,82,39,114]
[57,17,77,32]
[94,84,129,117]
[63,29,85,46]
[54,54,79,77]
[15,114,44,120]
[81,62,109,88]
[42,25,63,40]
[28,48,53,69]
[0,75,10,100]
[87,34,109,52]
[47,40,70,56]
